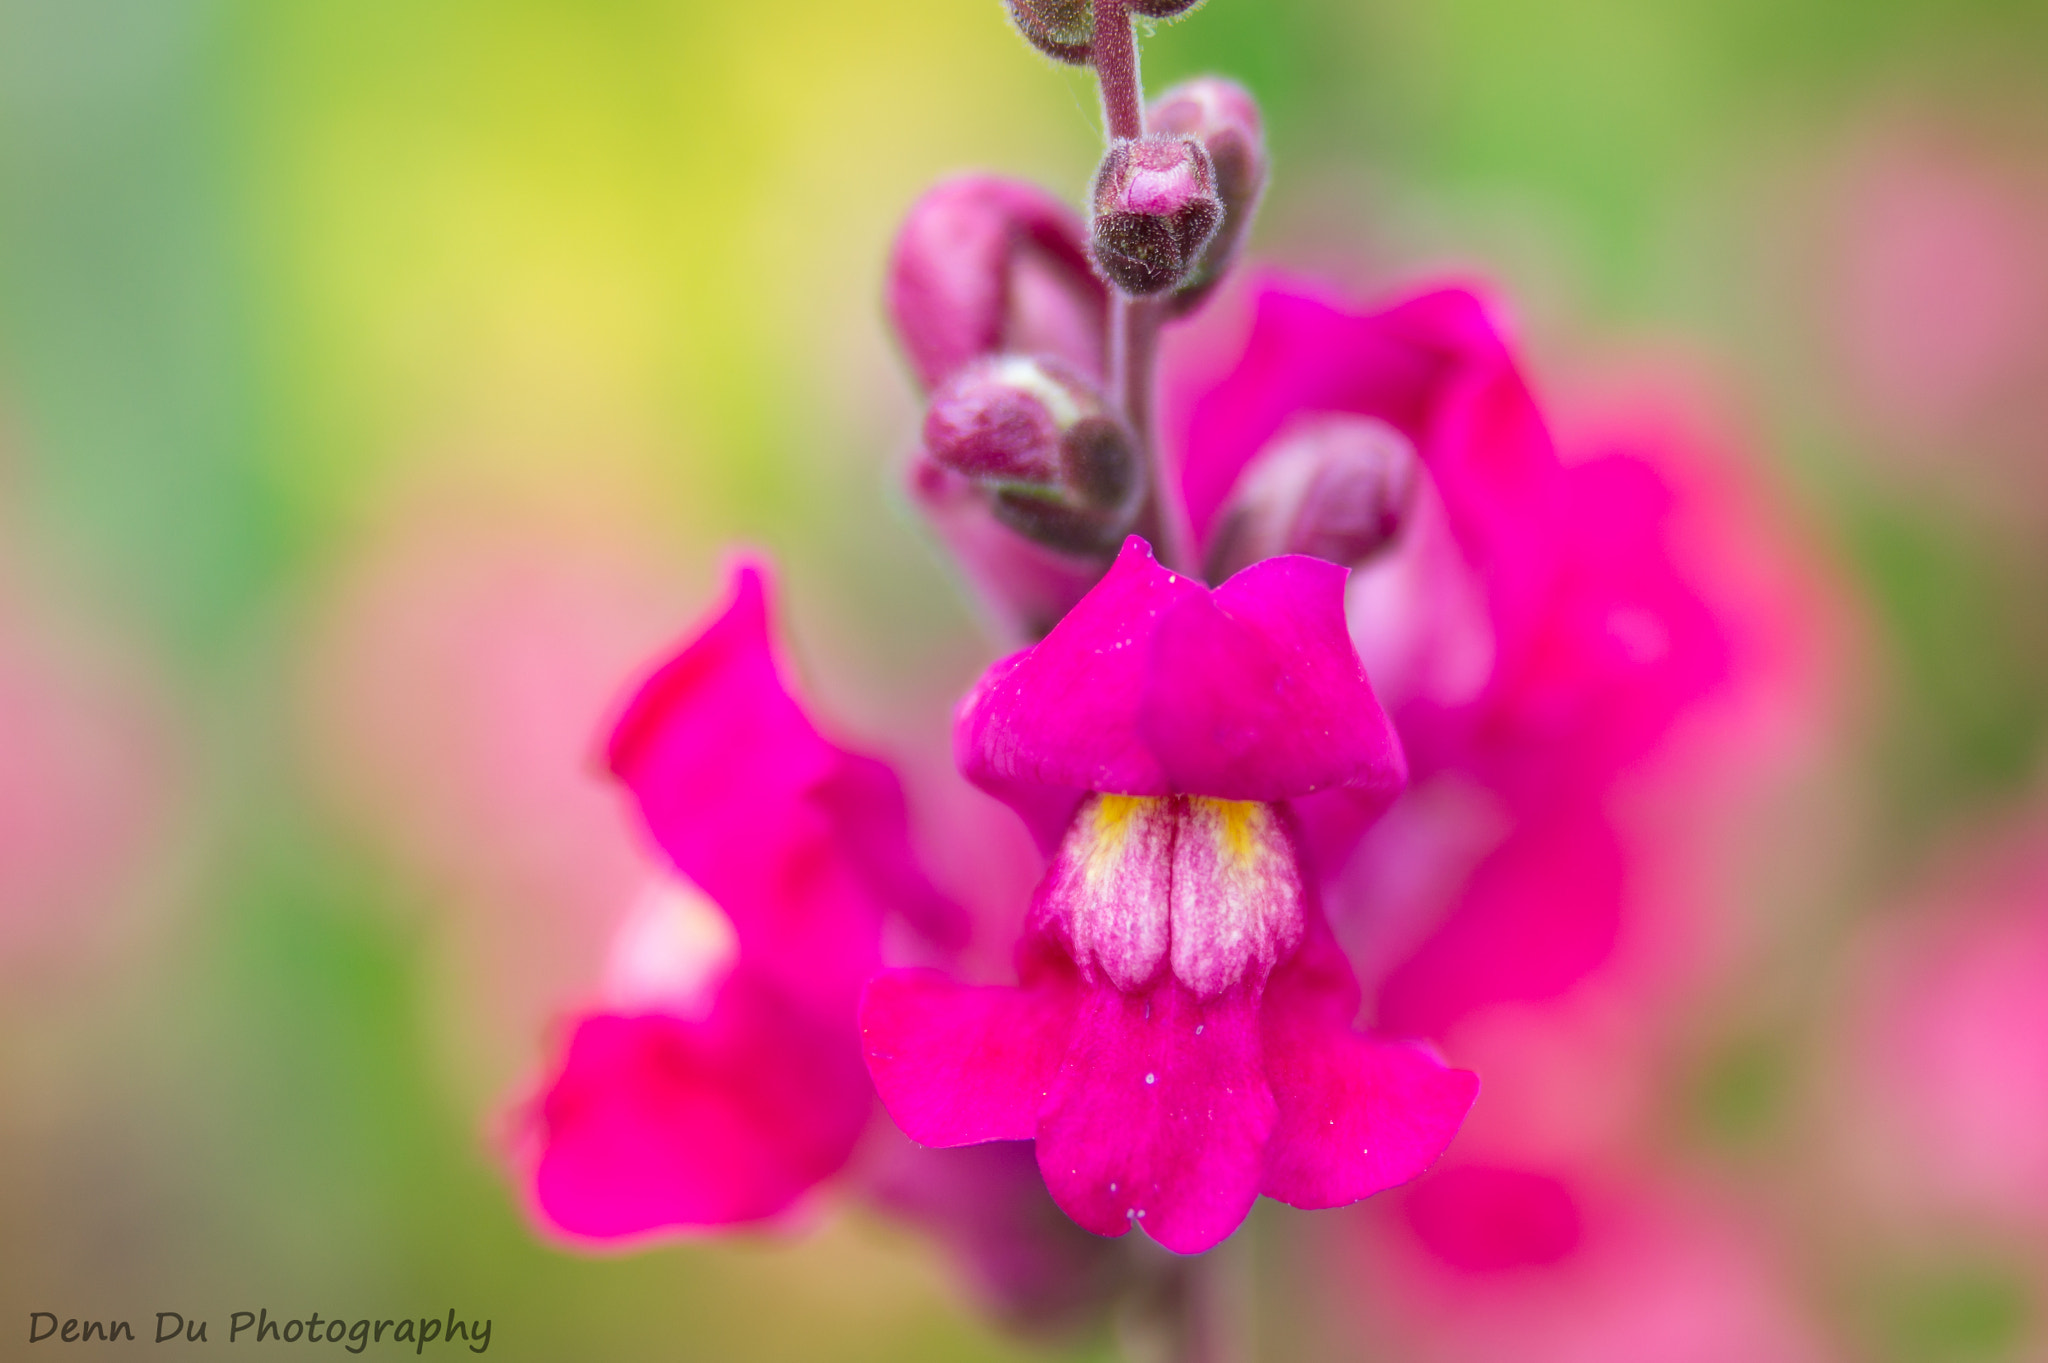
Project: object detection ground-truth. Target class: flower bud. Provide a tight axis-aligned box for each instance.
[924,354,1140,555]
[1148,77,1265,314]
[887,176,1108,390]
[1203,414,1420,582]
[1089,135,1223,297]
[1006,0,1094,64]
[1129,0,1204,16]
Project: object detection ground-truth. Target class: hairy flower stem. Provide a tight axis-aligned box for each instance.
[1094,0,1192,573]
[1093,0,1144,140]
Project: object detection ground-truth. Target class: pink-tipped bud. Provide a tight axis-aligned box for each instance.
[887,176,1109,391]
[1204,414,1421,582]
[1129,0,1204,16]
[1148,77,1265,315]
[1089,135,1223,297]
[1006,0,1094,64]
[924,355,1140,555]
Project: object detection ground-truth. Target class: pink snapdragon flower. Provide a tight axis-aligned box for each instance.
[1175,279,1731,807]
[0,559,173,971]
[861,538,1478,1254]
[1832,826,2048,1232]
[1344,1172,1835,1363]
[518,562,964,1241]
[1165,278,1739,1035]
[1158,282,1842,1338]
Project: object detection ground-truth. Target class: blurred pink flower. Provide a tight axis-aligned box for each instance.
[1163,279,1814,1038]
[519,563,964,1241]
[1345,1174,1835,1363]
[1833,124,2048,437]
[0,558,174,971]
[862,539,1475,1255]
[1833,826,2048,1232]
[1150,279,1842,1346]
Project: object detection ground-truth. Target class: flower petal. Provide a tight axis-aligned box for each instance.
[1175,281,1558,571]
[1146,553,1405,809]
[860,960,1083,1146]
[1251,925,1476,1208]
[1375,807,1624,1037]
[606,561,959,992]
[1471,453,1732,803]
[526,972,872,1240]
[1034,978,1277,1253]
[1400,1164,1583,1272]
[960,540,1403,839]
[958,538,1205,827]
[816,751,970,951]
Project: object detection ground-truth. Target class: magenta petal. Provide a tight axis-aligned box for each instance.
[607,564,832,867]
[959,538,1206,807]
[1475,453,1733,801]
[1375,807,1624,1037]
[816,752,970,952]
[1401,1164,1583,1271]
[1170,280,1566,688]
[1145,554,1405,809]
[961,540,1403,838]
[1249,926,1475,1208]
[1175,282,1556,556]
[1260,997,1477,1211]
[606,561,954,991]
[527,973,872,1240]
[861,966,1082,1147]
[1035,980,1277,1254]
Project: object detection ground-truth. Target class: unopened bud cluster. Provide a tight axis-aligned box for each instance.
[884,0,1269,625]
[1083,78,1265,305]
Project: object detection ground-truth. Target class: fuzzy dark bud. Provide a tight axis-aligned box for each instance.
[1006,0,1094,64]
[1089,135,1223,297]
[1204,414,1420,583]
[1148,77,1265,315]
[923,355,1139,555]
[1129,0,1205,16]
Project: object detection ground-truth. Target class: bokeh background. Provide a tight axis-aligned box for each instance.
[3,0,2047,1358]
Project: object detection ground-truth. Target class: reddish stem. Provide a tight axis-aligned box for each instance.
[1094,0,1192,571]
[1093,0,1144,141]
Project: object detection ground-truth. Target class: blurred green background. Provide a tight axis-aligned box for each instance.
[3,0,2045,1358]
